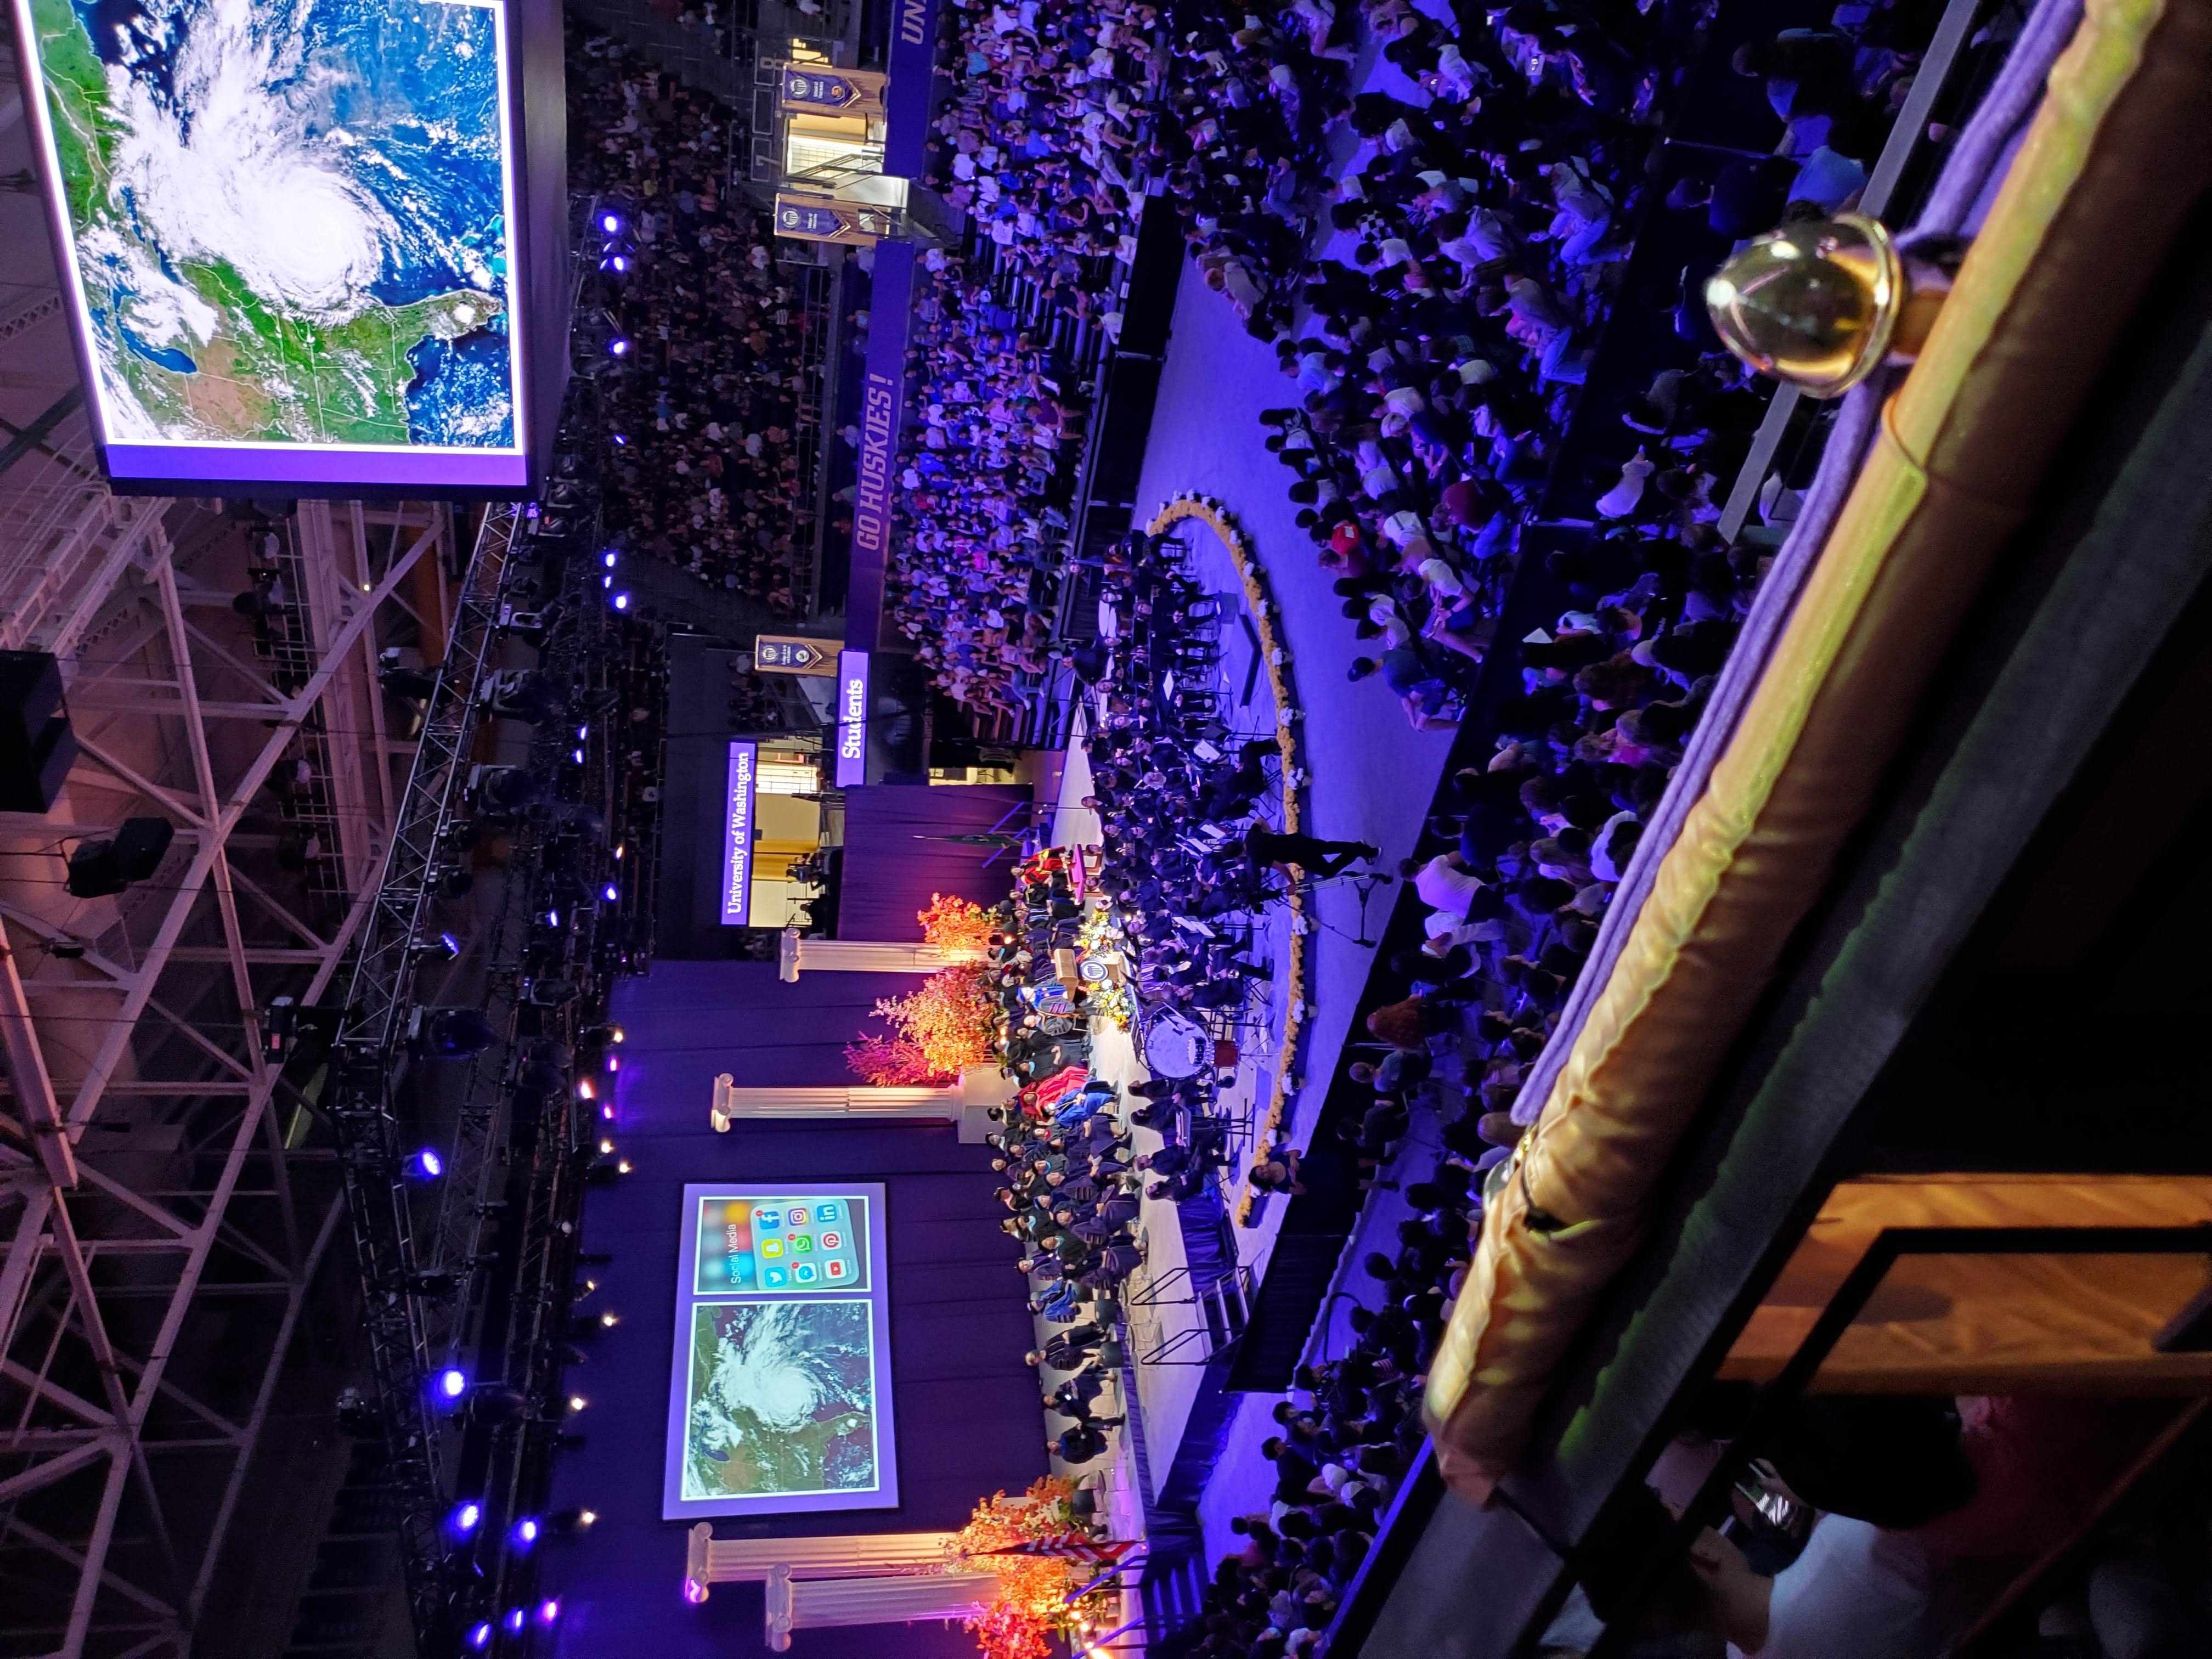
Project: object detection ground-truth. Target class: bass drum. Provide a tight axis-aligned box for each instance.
[1139,1007,1210,1079]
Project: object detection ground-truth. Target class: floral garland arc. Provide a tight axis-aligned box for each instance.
[1145,493,1308,1225]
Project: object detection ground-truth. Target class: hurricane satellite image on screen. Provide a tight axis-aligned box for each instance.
[683,1300,879,1501]
[25,0,519,450]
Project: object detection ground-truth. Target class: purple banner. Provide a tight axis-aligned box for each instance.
[845,240,912,650]
[835,652,871,787]
[881,0,940,177]
[719,740,758,924]
[780,68,864,110]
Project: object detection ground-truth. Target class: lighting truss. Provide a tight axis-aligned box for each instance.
[0,400,458,1659]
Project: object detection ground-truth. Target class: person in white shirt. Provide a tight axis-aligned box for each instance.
[1403,850,1486,919]
[1582,1484,1939,1659]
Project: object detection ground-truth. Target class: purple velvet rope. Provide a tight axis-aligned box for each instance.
[1506,0,2086,1127]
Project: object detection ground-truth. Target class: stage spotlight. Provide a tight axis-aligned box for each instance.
[599,1138,614,1155]
[607,1052,619,1069]
[572,747,585,764]
[600,1312,619,1329]
[505,1606,527,1633]
[613,844,625,862]
[435,1367,467,1402]
[601,1104,615,1121]
[601,212,622,233]
[467,1622,492,1650]
[612,592,631,611]
[602,883,619,902]
[610,254,628,272]
[602,573,613,589]
[405,1148,444,1182]
[618,1160,633,1175]
[539,1599,562,1625]
[602,550,617,568]
[577,1077,595,1101]
[568,1395,586,1413]
[450,1500,483,1537]
[513,1517,540,1547]
[418,931,461,962]
[612,1028,624,1044]
[608,337,630,358]
[577,724,589,741]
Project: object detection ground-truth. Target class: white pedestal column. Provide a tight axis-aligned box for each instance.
[778,928,979,981]
[763,1565,1003,1651]
[711,1068,1014,1142]
[683,1524,955,1598]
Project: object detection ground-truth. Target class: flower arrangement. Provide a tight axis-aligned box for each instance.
[1146,494,1312,1223]
[948,1479,1120,1659]
[845,961,997,1085]
[919,891,997,960]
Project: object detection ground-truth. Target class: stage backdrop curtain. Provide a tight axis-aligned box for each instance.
[837,783,1034,940]
[548,960,1042,1659]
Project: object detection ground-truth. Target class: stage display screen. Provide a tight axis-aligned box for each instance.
[663,1183,898,1517]
[11,0,533,491]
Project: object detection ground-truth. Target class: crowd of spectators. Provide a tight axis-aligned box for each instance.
[567,28,816,612]
[723,660,793,734]
[1171,1142,1482,1658]
[907,0,1949,731]
[885,247,1095,718]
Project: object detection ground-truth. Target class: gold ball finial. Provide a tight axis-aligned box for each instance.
[1705,213,1908,399]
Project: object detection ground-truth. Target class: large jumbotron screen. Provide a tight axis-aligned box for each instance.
[11,0,539,492]
[662,1183,899,1518]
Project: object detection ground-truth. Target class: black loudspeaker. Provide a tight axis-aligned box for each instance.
[63,817,173,898]
[0,651,77,813]
[111,816,173,881]
[64,842,126,899]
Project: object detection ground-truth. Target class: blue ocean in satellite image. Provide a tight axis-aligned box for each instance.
[683,1300,879,1500]
[31,0,517,447]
